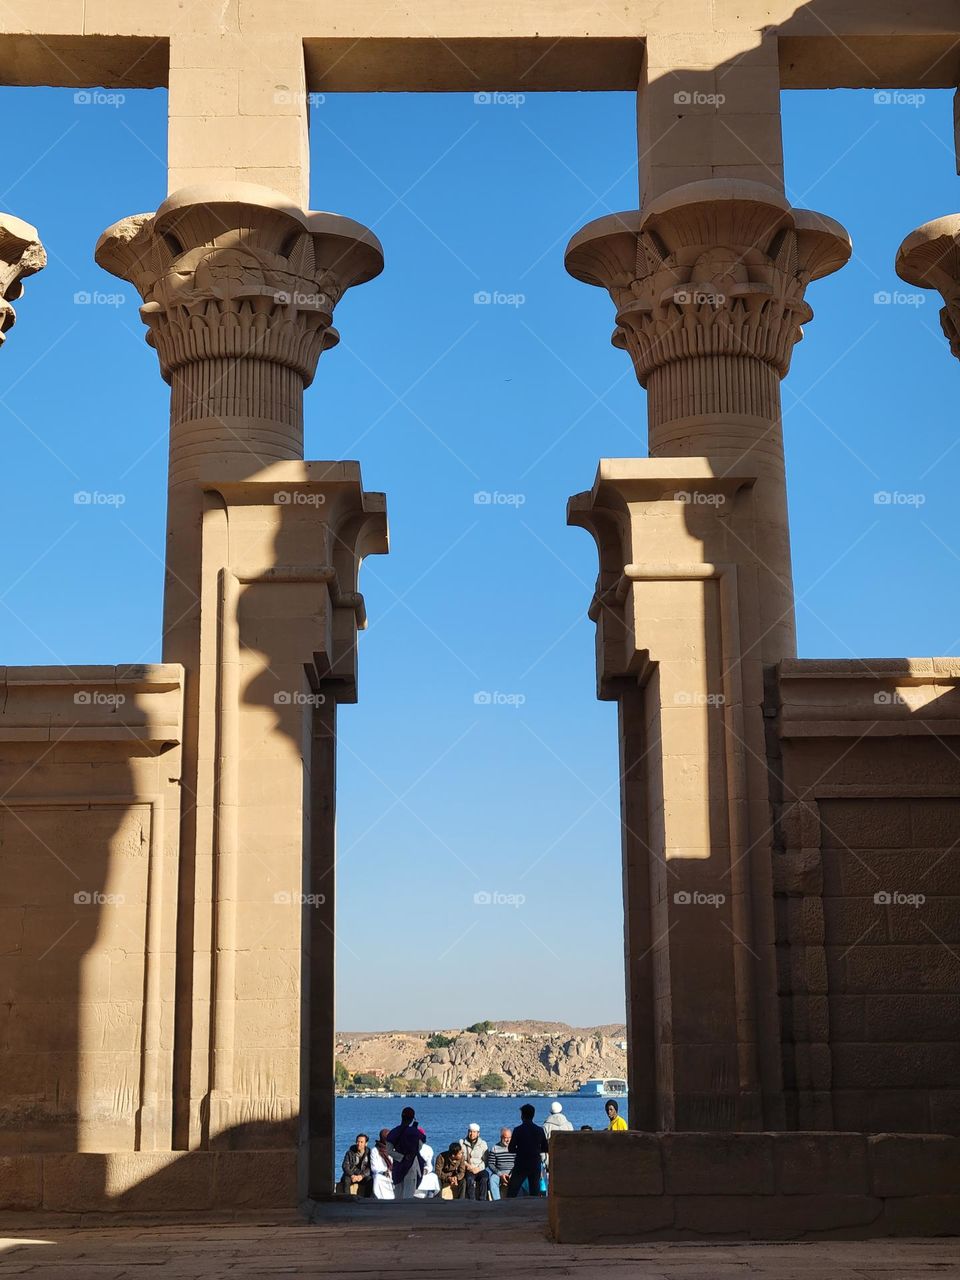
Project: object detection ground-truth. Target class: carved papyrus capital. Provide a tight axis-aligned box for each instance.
[897,216,960,361]
[565,180,850,394]
[0,214,46,345]
[95,184,383,412]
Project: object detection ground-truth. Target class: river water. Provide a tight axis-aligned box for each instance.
[334,1093,616,1176]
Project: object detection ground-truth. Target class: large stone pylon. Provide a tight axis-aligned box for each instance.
[566,179,850,1132]
[96,184,387,1186]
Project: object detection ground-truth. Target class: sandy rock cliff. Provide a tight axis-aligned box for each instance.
[335,1021,627,1090]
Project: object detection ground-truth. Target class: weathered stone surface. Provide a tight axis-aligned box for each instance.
[549,1193,676,1243]
[662,1134,775,1195]
[673,1193,883,1238]
[868,1135,960,1197]
[0,214,45,344]
[213,1151,298,1208]
[96,185,383,412]
[5,1212,959,1274]
[0,1158,40,1210]
[566,182,850,391]
[882,1194,960,1235]
[897,216,960,360]
[774,1134,869,1196]
[549,1132,662,1197]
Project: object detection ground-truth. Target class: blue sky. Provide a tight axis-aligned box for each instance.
[1,84,957,1031]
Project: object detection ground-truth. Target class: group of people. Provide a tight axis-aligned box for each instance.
[338,1099,628,1201]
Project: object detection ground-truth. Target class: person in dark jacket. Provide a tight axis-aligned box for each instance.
[338,1132,372,1196]
[506,1103,548,1197]
[435,1141,467,1199]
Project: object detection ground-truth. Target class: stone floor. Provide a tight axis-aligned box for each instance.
[1,1204,958,1278]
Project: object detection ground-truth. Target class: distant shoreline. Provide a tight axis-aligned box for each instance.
[337,1089,626,1099]
[338,1090,567,1098]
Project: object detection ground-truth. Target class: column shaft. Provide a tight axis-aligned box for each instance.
[567,177,850,1131]
[97,183,387,1160]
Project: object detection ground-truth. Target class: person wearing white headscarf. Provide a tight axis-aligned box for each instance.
[414,1141,440,1198]
[370,1128,395,1200]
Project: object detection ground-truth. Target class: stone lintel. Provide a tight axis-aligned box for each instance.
[0,664,184,746]
[777,657,960,739]
[0,5,958,93]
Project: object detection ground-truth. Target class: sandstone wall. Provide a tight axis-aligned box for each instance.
[0,666,183,1155]
[775,660,960,1135]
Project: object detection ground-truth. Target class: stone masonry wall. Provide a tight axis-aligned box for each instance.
[548,1130,960,1243]
[775,660,960,1135]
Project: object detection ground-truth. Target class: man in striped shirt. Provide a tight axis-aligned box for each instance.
[484,1127,515,1200]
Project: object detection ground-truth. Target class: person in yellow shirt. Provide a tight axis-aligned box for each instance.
[605,1100,627,1131]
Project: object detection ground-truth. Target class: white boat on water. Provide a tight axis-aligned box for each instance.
[575,1078,628,1098]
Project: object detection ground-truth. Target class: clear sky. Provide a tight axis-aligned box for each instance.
[1,83,957,1032]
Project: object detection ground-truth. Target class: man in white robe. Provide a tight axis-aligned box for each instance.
[370,1128,395,1200]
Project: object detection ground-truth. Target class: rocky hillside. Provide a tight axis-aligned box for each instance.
[335,1021,627,1091]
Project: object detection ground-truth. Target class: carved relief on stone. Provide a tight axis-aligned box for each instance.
[95,183,383,388]
[0,214,46,345]
[897,215,960,361]
[565,180,851,386]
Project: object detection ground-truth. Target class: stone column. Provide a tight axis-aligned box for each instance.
[0,214,45,344]
[566,180,850,662]
[897,216,960,359]
[566,181,849,1131]
[96,184,387,1161]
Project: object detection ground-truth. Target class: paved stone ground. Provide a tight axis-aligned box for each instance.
[1,1204,958,1278]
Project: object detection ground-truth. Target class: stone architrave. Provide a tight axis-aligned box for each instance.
[897,216,960,360]
[566,181,850,1132]
[0,214,45,344]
